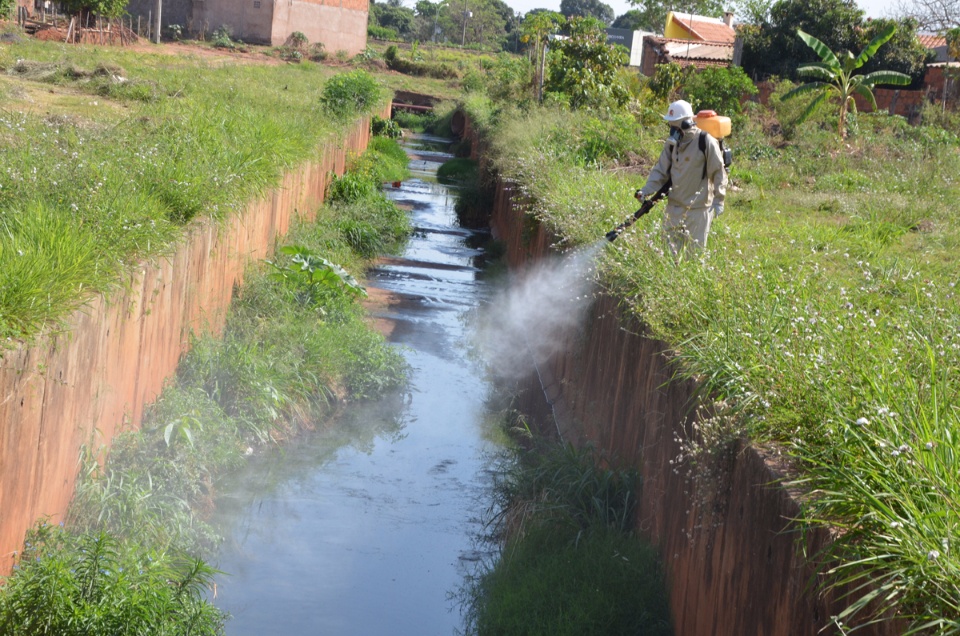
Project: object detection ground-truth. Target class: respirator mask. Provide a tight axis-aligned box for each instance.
[668,118,694,143]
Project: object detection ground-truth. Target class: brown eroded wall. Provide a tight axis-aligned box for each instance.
[489,179,900,636]
[0,112,383,576]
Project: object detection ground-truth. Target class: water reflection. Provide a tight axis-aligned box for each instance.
[211,136,499,636]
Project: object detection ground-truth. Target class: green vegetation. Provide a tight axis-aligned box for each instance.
[738,0,931,84]
[319,69,383,118]
[782,24,911,138]
[0,39,388,344]
[461,442,672,636]
[464,61,960,629]
[1,140,410,630]
[436,157,477,183]
[0,525,224,636]
[681,65,759,119]
[544,17,629,109]
[368,0,518,51]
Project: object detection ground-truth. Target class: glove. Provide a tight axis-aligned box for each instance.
[634,189,646,201]
[711,201,724,217]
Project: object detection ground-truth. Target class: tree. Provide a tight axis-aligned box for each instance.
[624,0,725,33]
[560,0,615,25]
[611,9,655,31]
[62,0,126,18]
[683,66,759,116]
[782,24,912,138]
[370,0,417,38]
[414,0,447,41]
[731,0,774,24]
[739,0,865,79]
[521,10,565,100]
[893,0,959,31]
[544,16,630,109]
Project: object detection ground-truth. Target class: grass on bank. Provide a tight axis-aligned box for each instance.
[0,38,388,344]
[461,441,672,636]
[0,138,411,634]
[463,88,960,632]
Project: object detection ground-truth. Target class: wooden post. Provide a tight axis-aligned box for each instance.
[153,0,161,43]
[147,10,151,41]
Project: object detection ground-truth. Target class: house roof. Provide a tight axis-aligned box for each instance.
[918,33,951,62]
[665,12,736,44]
[918,33,946,49]
[655,37,735,62]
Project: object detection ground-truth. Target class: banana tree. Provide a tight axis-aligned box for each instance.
[782,24,911,139]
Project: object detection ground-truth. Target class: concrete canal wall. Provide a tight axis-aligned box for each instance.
[488,179,898,636]
[0,111,383,576]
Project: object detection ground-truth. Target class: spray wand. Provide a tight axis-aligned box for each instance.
[605,181,671,242]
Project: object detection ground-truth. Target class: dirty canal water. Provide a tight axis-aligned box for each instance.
[211,136,499,635]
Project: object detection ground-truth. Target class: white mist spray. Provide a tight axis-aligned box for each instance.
[477,240,607,380]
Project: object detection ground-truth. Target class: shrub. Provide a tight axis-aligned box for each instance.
[368,25,400,40]
[0,524,225,636]
[319,69,382,118]
[649,62,685,101]
[309,42,327,62]
[462,523,672,636]
[371,115,402,139]
[383,45,459,79]
[683,65,758,118]
[211,25,235,49]
[460,442,670,636]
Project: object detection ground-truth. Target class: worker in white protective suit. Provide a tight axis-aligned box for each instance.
[636,99,727,256]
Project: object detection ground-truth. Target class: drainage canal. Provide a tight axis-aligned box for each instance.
[211,135,499,635]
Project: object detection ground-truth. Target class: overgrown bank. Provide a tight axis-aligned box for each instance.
[0,138,411,634]
[460,438,672,636]
[460,83,960,632]
[0,39,387,343]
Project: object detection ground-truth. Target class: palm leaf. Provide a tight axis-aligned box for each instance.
[854,23,898,70]
[781,81,830,101]
[852,81,878,111]
[797,29,840,68]
[797,90,830,123]
[860,70,912,88]
[797,64,837,81]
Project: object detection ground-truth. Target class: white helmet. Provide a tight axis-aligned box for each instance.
[662,99,694,122]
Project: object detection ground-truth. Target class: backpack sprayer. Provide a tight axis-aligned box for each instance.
[605,110,732,242]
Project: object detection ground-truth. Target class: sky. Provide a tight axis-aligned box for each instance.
[499,0,903,22]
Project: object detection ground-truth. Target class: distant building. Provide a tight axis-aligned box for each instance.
[605,27,655,67]
[663,10,736,44]
[637,11,737,76]
[125,0,369,53]
[918,33,950,63]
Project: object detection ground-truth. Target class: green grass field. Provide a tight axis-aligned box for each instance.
[0,38,390,343]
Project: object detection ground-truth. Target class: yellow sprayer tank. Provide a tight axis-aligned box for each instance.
[695,110,731,139]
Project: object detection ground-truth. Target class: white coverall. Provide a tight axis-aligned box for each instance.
[639,125,727,255]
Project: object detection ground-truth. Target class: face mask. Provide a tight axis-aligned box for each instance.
[668,126,683,143]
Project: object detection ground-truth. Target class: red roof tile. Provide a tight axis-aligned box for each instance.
[918,33,946,49]
[670,13,736,43]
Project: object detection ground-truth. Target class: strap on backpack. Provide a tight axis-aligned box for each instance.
[699,132,731,180]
